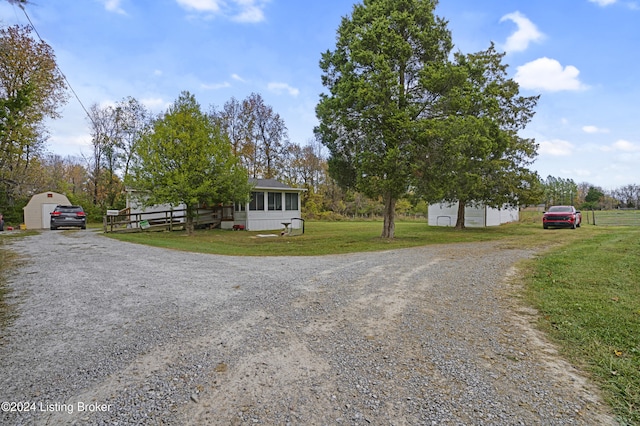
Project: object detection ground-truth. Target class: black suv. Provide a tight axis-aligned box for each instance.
[50,205,86,230]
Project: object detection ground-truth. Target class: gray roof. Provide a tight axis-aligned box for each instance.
[249,178,305,191]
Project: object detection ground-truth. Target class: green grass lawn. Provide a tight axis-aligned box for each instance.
[103,219,585,256]
[522,226,640,424]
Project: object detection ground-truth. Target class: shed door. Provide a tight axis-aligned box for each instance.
[42,204,58,229]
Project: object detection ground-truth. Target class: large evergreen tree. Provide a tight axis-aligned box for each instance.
[316,0,452,238]
[414,44,541,228]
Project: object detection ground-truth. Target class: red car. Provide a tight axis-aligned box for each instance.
[542,205,582,229]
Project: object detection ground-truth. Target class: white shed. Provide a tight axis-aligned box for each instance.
[233,179,307,231]
[23,192,72,230]
[428,202,518,227]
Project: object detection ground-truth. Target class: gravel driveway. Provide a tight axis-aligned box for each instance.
[0,230,614,425]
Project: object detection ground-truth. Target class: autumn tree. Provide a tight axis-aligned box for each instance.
[127,91,251,235]
[241,93,288,179]
[613,184,639,208]
[316,0,452,238]
[115,97,152,179]
[213,97,249,162]
[213,93,289,180]
[0,25,67,206]
[87,103,121,207]
[85,97,152,208]
[27,154,89,196]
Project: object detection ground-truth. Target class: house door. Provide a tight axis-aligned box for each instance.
[42,204,58,229]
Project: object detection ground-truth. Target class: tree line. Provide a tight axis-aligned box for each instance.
[541,176,640,211]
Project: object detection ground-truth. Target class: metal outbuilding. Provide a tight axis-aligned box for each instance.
[23,192,72,229]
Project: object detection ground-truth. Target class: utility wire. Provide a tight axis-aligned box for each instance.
[18,3,97,128]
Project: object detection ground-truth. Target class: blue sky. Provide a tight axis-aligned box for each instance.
[2,0,638,190]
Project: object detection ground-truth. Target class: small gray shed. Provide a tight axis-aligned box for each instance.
[23,192,71,229]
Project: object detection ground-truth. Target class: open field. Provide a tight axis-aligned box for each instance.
[589,209,640,226]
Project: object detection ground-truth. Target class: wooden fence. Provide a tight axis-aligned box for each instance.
[103,207,224,233]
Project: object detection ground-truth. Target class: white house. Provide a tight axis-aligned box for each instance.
[233,179,306,231]
[122,179,306,232]
[428,202,519,227]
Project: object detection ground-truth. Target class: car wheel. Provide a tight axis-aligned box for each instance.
[81,226,86,230]
[543,224,548,229]
[50,226,57,230]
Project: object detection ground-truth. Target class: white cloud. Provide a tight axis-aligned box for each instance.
[604,139,640,152]
[582,125,609,133]
[141,97,168,111]
[571,169,594,178]
[231,73,246,82]
[104,0,127,15]
[176,0,222,12]
[539,139,575,156]
[50,133,92,149]
[175,0,267,23]
[514,57,588,92]
[500,11,545,52]
[588,0,617,6]
[267,82,300,97]
[232,0,265,23]
[201,81,231,90]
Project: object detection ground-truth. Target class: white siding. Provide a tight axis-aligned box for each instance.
[428,202,518,227]
[244,189,303,231]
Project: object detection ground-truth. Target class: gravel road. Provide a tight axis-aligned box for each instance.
[0,230,614,425]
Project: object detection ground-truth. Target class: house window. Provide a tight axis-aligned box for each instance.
[268,192,282,211]
[249,192,264,211]
[235,202,245,212]
[285,193,298,211]
[222,206,234,220]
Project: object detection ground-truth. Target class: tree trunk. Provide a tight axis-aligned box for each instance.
[455,200,466,230]
[381,193,396,238]
[186,205,195,236]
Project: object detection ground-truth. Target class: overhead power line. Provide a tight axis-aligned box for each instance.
[17,3,96,128]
